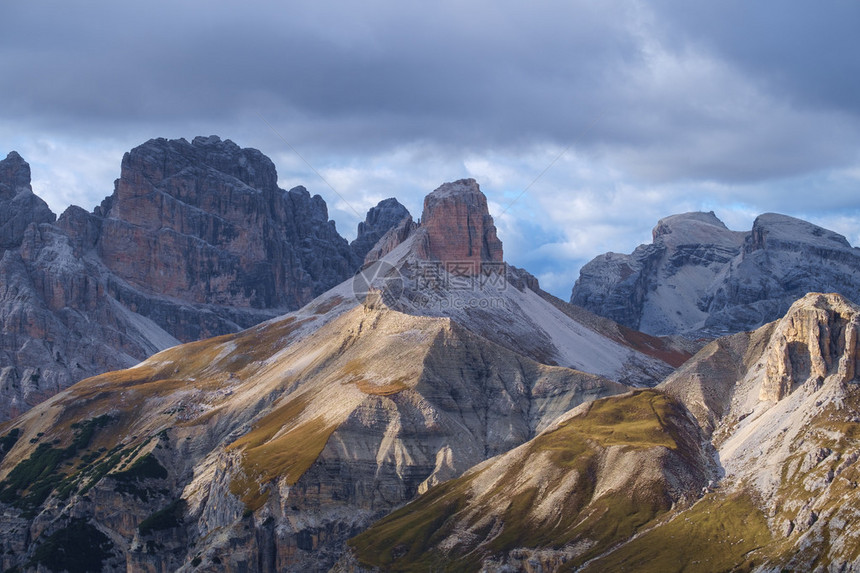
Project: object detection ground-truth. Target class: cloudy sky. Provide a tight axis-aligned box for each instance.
[3,1,859,297]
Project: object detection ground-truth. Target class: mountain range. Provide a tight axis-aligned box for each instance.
[0,137,408,421]
[571,210,860,338]
[2,137,860,572]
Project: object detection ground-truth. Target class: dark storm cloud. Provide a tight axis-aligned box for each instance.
[649,0,860,115]
[4,0,859,185]
[1,1,634,140]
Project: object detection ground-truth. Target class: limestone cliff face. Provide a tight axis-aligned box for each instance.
[0,139,364,421]
[416,179,503,270]
[759,293,860,402]
[704,214,860,335]
[572,211,860,338]
[98,136,358,310]
[571,212,744,336]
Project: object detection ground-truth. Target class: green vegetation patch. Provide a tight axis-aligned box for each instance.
[581,491,772,573]
[113,452,168,482]
[28,518,113,573]
[0,428,20,463]
[138,499,186,535]
[111,452,168,501]
[349,476,475,572]
[227,392,340,513]
[0,416,114,516]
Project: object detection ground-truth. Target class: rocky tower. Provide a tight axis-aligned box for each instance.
[0,152,56,249]
[760,293,860,402]
[417,178,503,270]
[350,197,410,263]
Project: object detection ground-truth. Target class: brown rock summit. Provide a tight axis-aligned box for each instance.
[417,178,503,270]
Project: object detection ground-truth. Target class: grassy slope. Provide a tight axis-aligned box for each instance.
[349,390,702,572]
[582,491,772,573]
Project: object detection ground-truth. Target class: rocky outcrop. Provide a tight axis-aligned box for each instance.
[759,293,860,402]
[0,152,55,249]
[0,138,363,420]
[350,198,410,263]
[361,215,418,264]
[571,211,860,338]
[416,178,503,270]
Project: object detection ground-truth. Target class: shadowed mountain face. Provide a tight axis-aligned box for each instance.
[0,138,409,421]
[571,211,860,338]
[0,178,687,571]
[350,197,410,264]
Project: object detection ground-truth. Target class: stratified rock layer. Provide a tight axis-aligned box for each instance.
[350,389,714,572]
[571,211,860,337]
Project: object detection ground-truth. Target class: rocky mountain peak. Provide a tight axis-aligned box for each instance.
[96,136,357,310]
[0,151,32,199]
[760,292,860,401]
[651,211,738,248]
[418,178,503,268]
[109,136,278,224]
[0,151,56,249]
[350,198,411,262]
[573,210,860,338]
[748,212,852,252]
